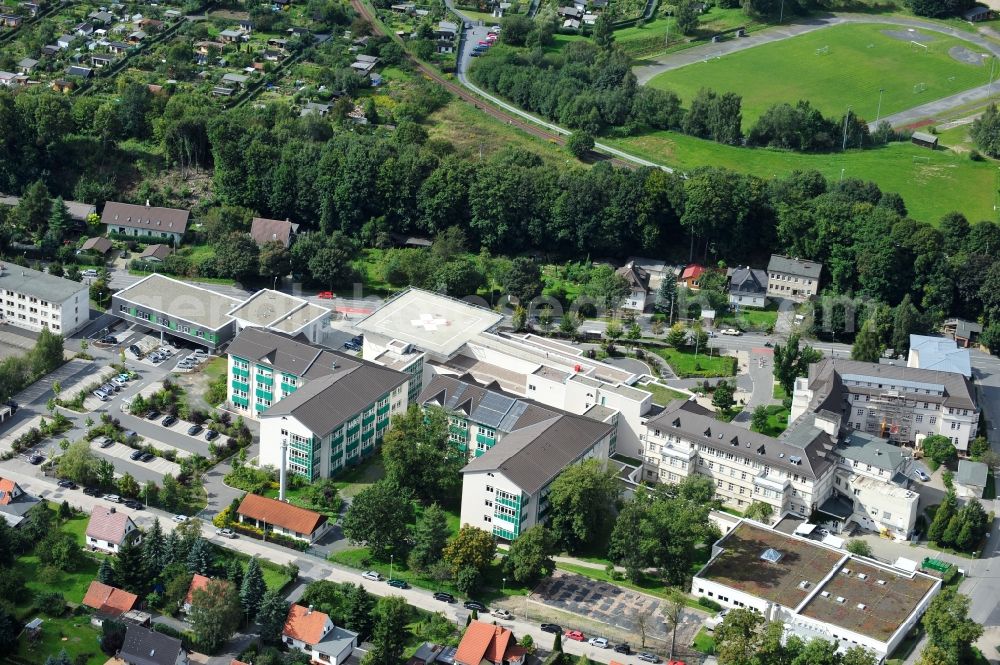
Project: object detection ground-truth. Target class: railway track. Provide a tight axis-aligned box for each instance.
[349,0,637,169]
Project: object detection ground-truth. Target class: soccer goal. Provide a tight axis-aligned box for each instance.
[913,82,927,93]
[911,40,928,51]
[815,45,829,55]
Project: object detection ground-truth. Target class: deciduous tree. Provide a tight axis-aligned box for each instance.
[342,480,414,560]
[190,579,242,652]
[547,459,621,553]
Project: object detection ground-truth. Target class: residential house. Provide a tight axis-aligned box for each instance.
[907,335,971,378]
[791,357,979,453]
[239,19,254,31]
[955,459,988,499]
[267,37,288,49]
[57,35,75,49]
[222,72,249,87]
[727,267,768,309]
[120,625,188,665]
[108,41,130,54]
[250,217,299,248]
[138,244,172,262]
[92,54,115,68]
[0,72,17,87]
[74,22,94,36]
[20,2,38,16]
[80,236,114,257]
[89,10,115,24]
[455,621,527,665]
[42,45,61,57]
[351,54,379,74]
[219,28,246,42]
[0,262,90,335]
[51,78,75,93]
[283,604,358,665]
[766,254,822,302]
[615,261,653,312]
[82,581,138,622]
[942,318,982,349]
[287,26,309,37]
[435,20,457,52]
[300,101,331,116]
[237,493,330,543]
[67,65,93,78]
[182,574,218,613]
[0,14,23,27]
[557,6,582,17]
[138,18,163,31]
[85,506,140,553]
[0,477,41,528]
[680,264,705,289]
[562,18,580,28]
[211,86,234,97]
[101,201,189,245]
[17,57,38,74]
[127,30,146,43]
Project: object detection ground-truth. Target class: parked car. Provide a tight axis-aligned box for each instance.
[215,528,237,539]
[172,514,188,523]
[57,479,76,489]
[613,644,632,655]
[140,453,154,462]
[82,269,99,277]
[433,592,455,603]
[124,500,143,510]
[105,494,121,503]
[98,437,114,448]
[463,600,487,612]
[128,345,143,358]
[564,630,585,641]
[705,610,728,631]
[492,609,513,620]
[588,638,609,649]
[103,383,120,392]
[193,348,208,357]
[83,487,102,497]
[387,579,409,589]
[915,469,930,482]
[145,410,161,420]
[187,424,204,436]
[101,336,117,344]
[317,291,335,299]
[666,660,687,665]
[721,328,742,336]
[162,415,177,427]
[28,454,43,464]
[117,374,131,382]
[205,429,219,441]
[93,391,109,401]
[637,654,661,664]
[540,624,561,634]
[149,354,163,364]
[362,570,383,582]
[112,378,127,387]
[129,449,143,461]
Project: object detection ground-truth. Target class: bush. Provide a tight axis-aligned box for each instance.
[697,596,722,611]
[36,591,68,616]
[223,466,276,494]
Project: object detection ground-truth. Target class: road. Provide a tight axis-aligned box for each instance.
[631,14,1000,129]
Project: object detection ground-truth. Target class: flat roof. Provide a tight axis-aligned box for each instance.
[0,262,87,303]
[227,290,329,333]
[114,274,241,330]
[357,288,502,357]
[699,521,845,610]
[800,559,935,642]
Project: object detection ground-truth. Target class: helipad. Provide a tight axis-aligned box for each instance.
[357,288,503,358]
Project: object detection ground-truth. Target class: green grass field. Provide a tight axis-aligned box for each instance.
[604,131,999,224]
[647,23,993,124]
[639,381,689,406]
[652,347,737,378]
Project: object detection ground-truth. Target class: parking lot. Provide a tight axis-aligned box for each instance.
[531,572,704,654]
[91,440,183,476]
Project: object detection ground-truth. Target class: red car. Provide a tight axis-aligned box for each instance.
[478,40,489,46]
[317,291,335,299]
[667,661,687,665]
[564,630,585,641]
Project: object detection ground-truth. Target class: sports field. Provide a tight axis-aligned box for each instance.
[647,23,992,125]
[604,130,999,224]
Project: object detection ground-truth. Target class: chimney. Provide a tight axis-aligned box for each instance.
[307,605,313,615]
[279,440,288,501]
[145,199,150,207]
[109,507,116,513]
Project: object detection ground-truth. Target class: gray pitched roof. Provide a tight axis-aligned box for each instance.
[0,262,86,304]
[121,625,184,665]
[646,400,835,479]
[836,430,904,472]
[462,414,614,494]
[956,459,988,488]
[804,358,977,410]
[729,267,768,297]
[909,335,971,377]
[232,328,407,437]
[250,217,299,247]
[101,201,189,234]
[767,254,822,279]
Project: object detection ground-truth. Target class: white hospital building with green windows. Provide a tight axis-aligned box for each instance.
[226,327,408,480]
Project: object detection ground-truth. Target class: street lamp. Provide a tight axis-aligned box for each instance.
[875,88,884,124]
[841,105,852,152]
[390,554,394,582]
[502,577,506,593]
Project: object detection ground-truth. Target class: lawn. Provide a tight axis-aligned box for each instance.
[212,547,293,592]
[202,356,227,381]
[15,615,104,665]
[651,347,737,378]
[758,404,790,436]
[647,23,993,125]
[331,454,385,498]
[604,130,999,224]
[263,483,342,520]
[773,383,787,401]
[691,626,716,654]
[715,305,778,331]
[639,381,689,406]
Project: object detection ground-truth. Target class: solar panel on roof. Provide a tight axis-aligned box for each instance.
[498,401,529,432]
[474,391,516,428]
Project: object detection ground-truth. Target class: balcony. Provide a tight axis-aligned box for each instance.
[255,387,272,400]
[497,496,519,509]
[256,374,273,387]
[476,434,495,447]
[232,366,249,378]
[280,383,297,394]
[231,379,249,392]
[232,395,249,407]
[449,425,467,435]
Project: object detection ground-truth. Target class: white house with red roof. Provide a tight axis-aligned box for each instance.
[282,604,358,665]
[86,506,140,553]
[0,477,40,527]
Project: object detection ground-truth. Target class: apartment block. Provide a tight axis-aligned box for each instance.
[0,263,89,335]
[766,254,822,302]
[227,327,408,479]
[792,358,978,453]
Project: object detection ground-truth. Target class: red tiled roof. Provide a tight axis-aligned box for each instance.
[86,506,134,544]
[82,581,138,615]
[283,604,331,645]
[455,621,526,665]
[682,265,705,280]
[231,660,251,665]
[238,494,326,536]
[0,478,19,505]
[184,574,212,606]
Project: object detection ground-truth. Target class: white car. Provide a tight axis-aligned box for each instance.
[915,469,930,482]
[492,609,513,620]
[721,328,742,336]
[361,570,382,582]
[215,528,236,539]
[105,494,121,503]
[588,638,609,648]
[172,514,188,523]
[705,609,729,631]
